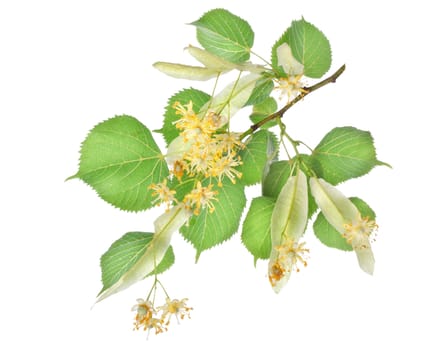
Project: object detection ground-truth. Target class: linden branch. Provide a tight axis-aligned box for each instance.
[240,64,346,140]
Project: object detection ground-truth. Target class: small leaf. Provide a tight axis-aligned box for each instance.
[69,115,168,211]
[237,130,278,186]
[245,78,274,106]
[313,197,376,251]
[311,127,383,185]
[99,232,175,295]
[241,196,275,264]
[262,160,292,198]
[192,9,254,63]
[159,88,211,146]
[272,18,331,78]
[180,180,246,260]
[249,96,278,129]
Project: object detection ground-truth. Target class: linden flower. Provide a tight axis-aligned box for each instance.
[149,179,176,209]
[183,181,218,215]
[276,43,306,101]
[309,177,378,275]
[210,152,243,186]
[158,298,192,326]
[174,101,219,140]
[184,139,216,176]
[268,239,309,289]
[213,132,244,154]
[132,299,165,335]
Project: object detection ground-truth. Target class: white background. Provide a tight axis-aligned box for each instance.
[1,0,440,349]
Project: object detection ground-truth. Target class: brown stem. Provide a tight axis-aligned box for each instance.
[240,64,346,140]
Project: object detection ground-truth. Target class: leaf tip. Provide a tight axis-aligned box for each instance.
[65,173,79,182]
[376,160,392,169]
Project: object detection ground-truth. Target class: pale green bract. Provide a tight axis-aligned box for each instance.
[313,197,376,251]
[96,206,192,302]
[272,18,332,78]
[310,178,377,275]
[153,62,222,81]
[99,232,175,295]
[276,42,304,76]
[199,73,261,123]
[269,170,308,293]
[271,170,308,246]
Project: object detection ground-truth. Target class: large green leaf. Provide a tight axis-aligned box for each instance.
[237,130,278,186]
[272,18,331,78]
[311,127,384,185]
[180,180,246,260]
[69,115,169,211]
[241,196,275,264]
[192,9,254,63]
[99,232,174,295]
[313,197,376,251]
[158,88,211,146]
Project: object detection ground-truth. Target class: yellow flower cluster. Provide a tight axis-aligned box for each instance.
[276,74,307,101]
[343,216,378,250]
[150,100,244,215]
[132,297,192,336]
[173,101,244,185]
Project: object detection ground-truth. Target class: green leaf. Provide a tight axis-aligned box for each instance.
[272,18,331,78]
[159,88,211,146]
[249,96,278,129]
[313,197,376,251]
[237,130,278,186]
[99,232,174,295]
[311,127,382,185]
[180,180,246,260]
[69,115,169,211]
[192,9,254,63]
[241,196,275,264]
[245,78,274,106]
[262,160,292,198]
